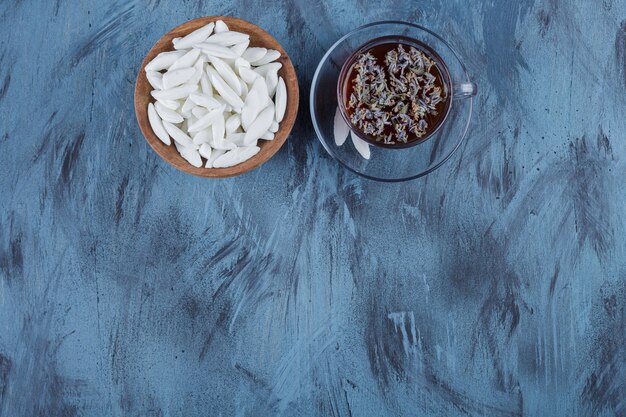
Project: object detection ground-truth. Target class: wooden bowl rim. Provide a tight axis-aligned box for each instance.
[134,16,299,178]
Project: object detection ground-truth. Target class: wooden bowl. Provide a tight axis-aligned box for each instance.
[134,16,299,178]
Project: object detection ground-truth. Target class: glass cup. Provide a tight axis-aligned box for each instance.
[337,35,476,149]
[310,21,478,181]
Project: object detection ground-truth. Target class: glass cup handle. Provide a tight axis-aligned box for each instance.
[453,82,477,99]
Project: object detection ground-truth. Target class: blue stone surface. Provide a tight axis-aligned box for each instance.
[1,1,626,416]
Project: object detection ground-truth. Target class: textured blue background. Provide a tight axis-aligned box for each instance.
[1,1,626,416]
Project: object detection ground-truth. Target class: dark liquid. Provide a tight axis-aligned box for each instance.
[342,39,451,147]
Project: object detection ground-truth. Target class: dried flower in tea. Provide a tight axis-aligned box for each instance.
[344,42,448,145]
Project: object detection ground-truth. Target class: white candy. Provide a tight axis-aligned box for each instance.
[179,146,203,167]
[151,83,197,100]
[186,114,198,126]
[200,73,213,96]
[254,62,282,77]
[189,92,221,109]
[199,143,213,159]
[206,149,226,168]
[214,20,229,33]
[212,115,226,142]
[274,77,287,123]
[146,71,163,90]
[240,79,249,99]
[188,106,225,132]
[231,40,250,56]
[350,130,370,160]
[226,133,247,146]
[208,56,242,96]
[265,71,278,97]
[187,59,205,86]
[250,77,271,105]
[235,57,251,70]
[213,146,260,168]
[205,31,250,47]
[173,23,214,50]
[180,96,196,116]
[207,68,244,109]
[333,106,349,146]
[163,120,196,148]
[242,47,267,63]
[211,133,237,150]
[244,105,274,145]
[193,129,212,145]
[155,101,184,123]
[260,131,274,140]
[251,49,280,66]
[147,103,171,145]
[195,42,239,59]
[241,90,263,131]
[192,106,209,118]
[214,96,233,113]
[162,67,196,90]
[145,51,185,72]
[169,48,201,71]
[155,98,180,110]
[225,113,241,133]
[238,67,258,84]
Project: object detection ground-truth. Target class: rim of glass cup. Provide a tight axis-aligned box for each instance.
[336,35,453,149]
[310,20,474,182]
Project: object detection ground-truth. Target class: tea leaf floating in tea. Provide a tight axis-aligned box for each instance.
[345,43,448,145]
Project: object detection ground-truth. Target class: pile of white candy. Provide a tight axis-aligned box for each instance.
[333,107,370,159]
[145,20,287,168]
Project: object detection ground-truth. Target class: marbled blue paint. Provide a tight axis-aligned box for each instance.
[1,1,625,416]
